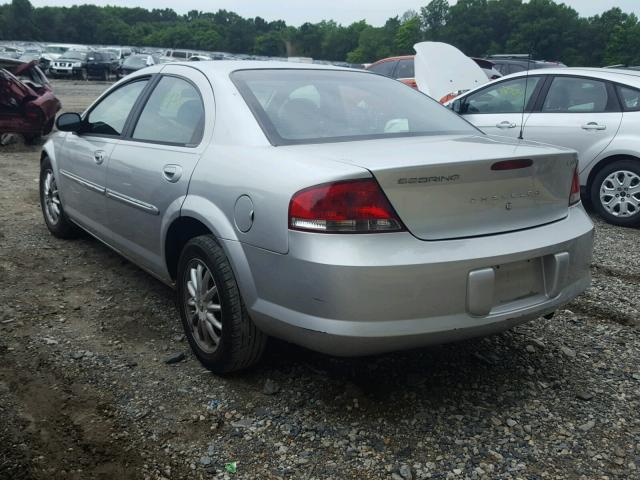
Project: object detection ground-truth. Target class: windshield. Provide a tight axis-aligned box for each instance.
[232,69,478,146]
[123,55,149,68]
[46,46,68,54]
[63,51,86,60]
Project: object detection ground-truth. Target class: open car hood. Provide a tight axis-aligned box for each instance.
[0,68,36,105]
[414,42,489,102]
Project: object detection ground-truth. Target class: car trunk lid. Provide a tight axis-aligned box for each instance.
[285,135,578,240]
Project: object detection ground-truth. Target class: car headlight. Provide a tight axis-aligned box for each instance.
[73,62,82,67]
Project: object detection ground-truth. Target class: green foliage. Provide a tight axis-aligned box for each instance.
[0,0,638,66]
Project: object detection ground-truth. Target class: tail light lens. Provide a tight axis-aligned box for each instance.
[289,179,405,233]
[569,167,581,205]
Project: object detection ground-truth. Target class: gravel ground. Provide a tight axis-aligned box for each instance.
[1,80,639,480]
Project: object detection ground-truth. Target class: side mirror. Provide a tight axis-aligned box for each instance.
[450,99,467,114]
[56,112,83,132]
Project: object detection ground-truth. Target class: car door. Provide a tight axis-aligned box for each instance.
[105,65,211,277]
[457,75,544,138]
[523,75,623,172]
[57,78,150,239]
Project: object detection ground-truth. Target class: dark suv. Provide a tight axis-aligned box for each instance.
[486,54,566,75]
[86,51,119,80]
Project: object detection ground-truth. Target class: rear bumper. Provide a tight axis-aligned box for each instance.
[227,206,594,356]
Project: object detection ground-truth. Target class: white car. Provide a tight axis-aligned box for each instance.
[449,68,640,227]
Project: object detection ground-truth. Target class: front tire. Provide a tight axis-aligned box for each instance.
[39,156,79,238]
[176,235,267,373]
[590,159,640,227]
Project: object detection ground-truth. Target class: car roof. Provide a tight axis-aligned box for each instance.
[486,67,640,88]
[370,55,414,65]
[171,60,354,76]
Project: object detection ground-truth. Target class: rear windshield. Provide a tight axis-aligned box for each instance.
[123,55,149,68]
[231,69,478,146]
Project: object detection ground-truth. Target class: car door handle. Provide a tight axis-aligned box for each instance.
[162,164,182,183]
[93,150,105,165]
[581,122,606,131]
[496,121,516,129]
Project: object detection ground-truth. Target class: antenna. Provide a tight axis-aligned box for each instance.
[518,48,533,140]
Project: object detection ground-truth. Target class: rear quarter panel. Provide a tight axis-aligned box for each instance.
[582,111,640,184]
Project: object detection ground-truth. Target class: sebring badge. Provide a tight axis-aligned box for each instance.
[397,174,460,184]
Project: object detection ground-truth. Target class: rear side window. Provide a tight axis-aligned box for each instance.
[616,85,640,111]
[368,60,397,77]
[542,77,609,113]
[132,76,205,145]
[85,79,148,136]
[395,59,415,79]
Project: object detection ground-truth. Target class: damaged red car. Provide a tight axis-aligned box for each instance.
[0,59,61,143]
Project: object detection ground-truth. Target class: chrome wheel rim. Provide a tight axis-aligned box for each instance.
[184,260,222,353]
[43,169,61,225]
[600,170,640,218]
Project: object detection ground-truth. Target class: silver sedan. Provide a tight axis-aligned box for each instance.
[40,62,593,373]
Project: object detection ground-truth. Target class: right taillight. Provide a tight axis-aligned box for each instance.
[569,167,581,206]
[289,178,405,233]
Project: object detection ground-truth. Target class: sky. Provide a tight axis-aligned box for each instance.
[27,0,640,27]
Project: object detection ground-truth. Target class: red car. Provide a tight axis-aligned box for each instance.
[0,59,61,143]
[366,55,501,91]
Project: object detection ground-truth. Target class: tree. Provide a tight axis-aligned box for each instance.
[421,0,449,41]
[395,16,422,54]
[0,0,638,67]
[6,0,37,40]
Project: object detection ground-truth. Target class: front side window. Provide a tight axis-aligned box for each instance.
[132,76,205,145]
[85,79,148,136]
[395,59,415,79]
[368,61,397,78]
[232,69,477,145]
[542,77,609,113]
[463,76,541,114]
[617,85,640,111]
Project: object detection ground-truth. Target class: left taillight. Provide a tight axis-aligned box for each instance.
[288,178,405,233]
[569,167,581,206]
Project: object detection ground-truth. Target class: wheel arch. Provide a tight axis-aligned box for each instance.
[41,141,58,170]
[586,154,640,191]
[164,216,213,281]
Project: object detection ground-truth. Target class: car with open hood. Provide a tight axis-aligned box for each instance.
[40,62,592,373]
[366,43,500,95]
[0,59,61,143]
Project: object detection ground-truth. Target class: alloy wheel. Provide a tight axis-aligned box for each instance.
[43,169,61,225]
[184,259,223,353]
[599,170,640,218]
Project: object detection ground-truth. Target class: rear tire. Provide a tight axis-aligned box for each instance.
[39,156,79,239]
[590,159,640,227]
[176,235,267,373]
